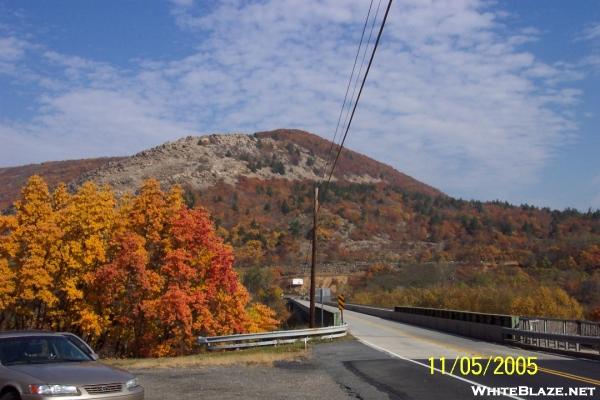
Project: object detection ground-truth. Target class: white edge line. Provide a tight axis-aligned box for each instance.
[355,337,525,400]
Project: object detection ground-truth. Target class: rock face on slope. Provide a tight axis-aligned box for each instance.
[75,129,442,197]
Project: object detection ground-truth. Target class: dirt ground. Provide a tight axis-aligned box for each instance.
[127,340,391,399]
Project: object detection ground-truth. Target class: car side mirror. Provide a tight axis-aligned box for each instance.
[91,352,100,361]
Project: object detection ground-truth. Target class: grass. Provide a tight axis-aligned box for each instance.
[102,342,310,369]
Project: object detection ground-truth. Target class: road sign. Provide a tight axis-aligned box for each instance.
[337,294,345,324]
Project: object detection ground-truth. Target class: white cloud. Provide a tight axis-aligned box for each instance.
[583,54,600,70]
[0,0,584,205]
[0,36,27,73]
[0,36,25,61]
[577,22,600,42]
[163,0,580,200]
[0,88,194,165]
[169,0,194,7]
[577,22,600,75]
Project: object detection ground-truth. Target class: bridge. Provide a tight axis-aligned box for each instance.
[289,299,600,399]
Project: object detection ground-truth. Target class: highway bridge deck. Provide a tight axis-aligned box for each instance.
[300,301,599,399]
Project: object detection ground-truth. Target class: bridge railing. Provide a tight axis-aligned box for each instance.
[394,306,519,328]
[288,297,343,326]
[337,302,600,357]
[518,317,600,337]
[502,328,600,355]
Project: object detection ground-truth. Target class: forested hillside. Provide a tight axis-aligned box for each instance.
[1,129,598,320]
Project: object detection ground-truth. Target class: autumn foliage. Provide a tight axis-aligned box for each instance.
[0,176,277,357]
[348,263,587,320]
[197,176,598,319]
[351,284,585,320]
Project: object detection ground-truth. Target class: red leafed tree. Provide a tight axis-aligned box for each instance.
[143,207,251,356]
[165,207,249,334]
[92,233,163,356]
[91,181,254,357]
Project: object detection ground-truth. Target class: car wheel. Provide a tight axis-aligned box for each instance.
[0,390,20,400]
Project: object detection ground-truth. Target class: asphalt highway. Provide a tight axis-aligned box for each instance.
[340,307,600,399]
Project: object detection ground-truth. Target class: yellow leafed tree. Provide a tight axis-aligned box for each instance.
[245,303,279,333]
[0,258,15,311]
[2,176,61,328]
[52,182,116,335]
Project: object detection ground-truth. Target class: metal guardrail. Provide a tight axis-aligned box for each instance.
[519,317,600,337]
[503,328,600,355]
[197,324,348,350]
[289,298,343,327]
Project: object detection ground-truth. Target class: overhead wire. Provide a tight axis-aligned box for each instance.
[320,0,384,211]
[333,0,383,182]
[302,0,393,272]
[321,0,375,180]
[323,0,393,195]
[303,0,380,272]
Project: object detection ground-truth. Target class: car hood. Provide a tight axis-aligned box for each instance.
[7,362,133,385]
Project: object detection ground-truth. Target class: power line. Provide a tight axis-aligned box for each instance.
[334,0,383,178]
[325,0,393,191]
[304,0,380,275]
[319,0,385,211]
[307,0,392,324]
[303,0,392,284]
[321,0,375,180]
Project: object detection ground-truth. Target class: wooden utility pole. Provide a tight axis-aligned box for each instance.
[309,185,318,328]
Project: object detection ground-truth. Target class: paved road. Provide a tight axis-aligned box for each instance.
[136,304,599,399]
[340,307,600,399]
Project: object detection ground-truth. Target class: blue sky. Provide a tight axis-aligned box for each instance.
[0,0,599,211]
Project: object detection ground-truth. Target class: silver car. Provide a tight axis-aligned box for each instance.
[0,331,144,400]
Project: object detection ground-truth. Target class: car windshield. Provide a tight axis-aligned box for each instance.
[0,336,92,365]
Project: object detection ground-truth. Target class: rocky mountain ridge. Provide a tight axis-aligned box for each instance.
[74,129,441,198]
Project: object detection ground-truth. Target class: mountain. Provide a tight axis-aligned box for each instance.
[74,129,442,197]
[1,129,599,317]
[0,128,446,269]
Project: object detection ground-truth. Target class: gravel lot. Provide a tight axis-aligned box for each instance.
[132,339,392,399]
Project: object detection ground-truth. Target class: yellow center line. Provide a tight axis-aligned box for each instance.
[537,367,600,386]
[348,311,600,387]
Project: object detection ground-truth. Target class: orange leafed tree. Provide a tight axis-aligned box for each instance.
[245,303,279,333]
[0,176,278,357]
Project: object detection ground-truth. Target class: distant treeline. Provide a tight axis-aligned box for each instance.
[190,179,599,315]
[344,263,599,321]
